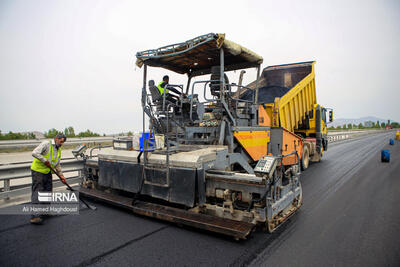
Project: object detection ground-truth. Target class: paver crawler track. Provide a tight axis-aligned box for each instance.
[80,187,254,240]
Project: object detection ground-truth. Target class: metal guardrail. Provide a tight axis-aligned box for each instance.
[327,130,389,143]
[328,134,351,142]
[0,177,82,201]
[0,159,84,200]
[0,137,113,145]
[0,137,113,150]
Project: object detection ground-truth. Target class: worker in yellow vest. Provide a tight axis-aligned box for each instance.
[30,133,67,224]
[157,75,184,104]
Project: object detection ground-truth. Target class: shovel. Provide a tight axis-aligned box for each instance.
[49,165,97,211]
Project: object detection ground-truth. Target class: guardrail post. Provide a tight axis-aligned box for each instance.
[4,179,10,200]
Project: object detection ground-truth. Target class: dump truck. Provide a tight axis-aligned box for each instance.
[78,33,330,240]
[239,61,333,170]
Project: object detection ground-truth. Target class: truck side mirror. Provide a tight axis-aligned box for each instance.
[329,110,333,122]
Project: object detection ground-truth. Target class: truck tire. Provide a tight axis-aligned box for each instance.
[301,145,310,171]
[323,138,328,151]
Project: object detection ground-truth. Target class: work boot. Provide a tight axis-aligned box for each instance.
[30,216,43,225]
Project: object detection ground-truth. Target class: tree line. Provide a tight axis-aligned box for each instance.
[0,131,36,140]
[328,121,400,130]
[45,127,101,138]
[0,127,102,140]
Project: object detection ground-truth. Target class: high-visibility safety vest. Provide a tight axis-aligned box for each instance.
[31,141,61,174]
[157,81,168,95]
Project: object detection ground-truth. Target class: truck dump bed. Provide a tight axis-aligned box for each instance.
[241,61,317,132]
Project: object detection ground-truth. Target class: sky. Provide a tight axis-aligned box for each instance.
[1,0,399,134]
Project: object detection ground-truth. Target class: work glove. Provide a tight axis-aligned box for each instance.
[44,161,51,167]
[59,175,67,184]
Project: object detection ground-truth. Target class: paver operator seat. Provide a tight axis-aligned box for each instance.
[148,79,175,112]
[209,66,231,98]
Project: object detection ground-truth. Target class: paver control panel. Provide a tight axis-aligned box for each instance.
[254,156,277,177]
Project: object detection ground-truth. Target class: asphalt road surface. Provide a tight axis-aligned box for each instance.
[1,131,399,266]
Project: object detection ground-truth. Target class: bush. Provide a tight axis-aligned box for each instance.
[0,130,36,140]
[77,129,100,137]
[45,128,62,138]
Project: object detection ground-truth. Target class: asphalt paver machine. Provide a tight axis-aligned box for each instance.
[80,33,303,239]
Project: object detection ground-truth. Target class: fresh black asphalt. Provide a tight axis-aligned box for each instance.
[1,131,399,266]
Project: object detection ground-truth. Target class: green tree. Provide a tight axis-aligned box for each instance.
[28,132,36,139]
[77,129,100,137]
[343,124,347,130]
[336,125,342,130]
[45,128,62,138]
[347,123,352,129]
[64,126,75,137]
[358,123,364,129]
[391,122,400,128]
[380,122,385,128]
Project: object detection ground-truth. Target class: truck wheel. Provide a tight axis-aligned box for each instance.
[301,146,310,170]
[318,146,324,161]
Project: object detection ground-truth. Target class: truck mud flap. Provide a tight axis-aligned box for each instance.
[79,187,254,240]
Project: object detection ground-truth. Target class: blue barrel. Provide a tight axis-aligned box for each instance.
[381,150,390,162]
[390,139,394,145]
[140,132,155,151]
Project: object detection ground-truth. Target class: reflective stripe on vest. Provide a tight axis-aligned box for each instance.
[157,81,168,95]
[31,141,61,174]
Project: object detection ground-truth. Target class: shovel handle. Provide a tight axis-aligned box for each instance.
[48,165,96,210]
[48,165,74,191]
